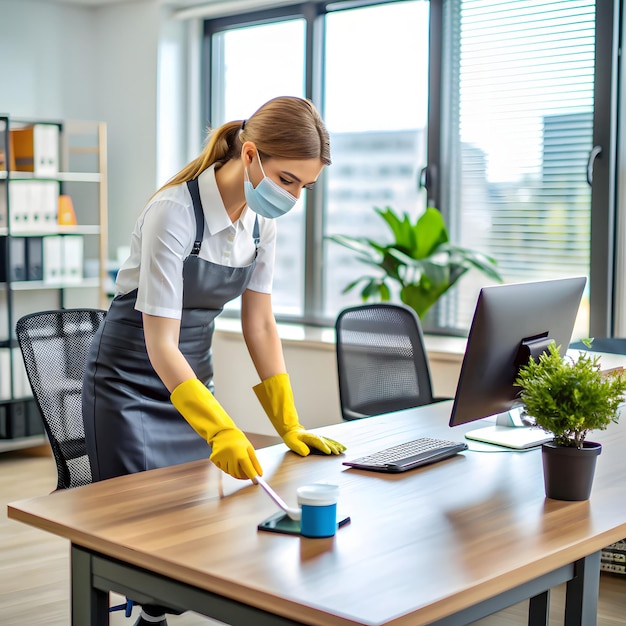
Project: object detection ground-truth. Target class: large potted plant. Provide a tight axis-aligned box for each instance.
[515,342,626,501]
[327,206,502,319]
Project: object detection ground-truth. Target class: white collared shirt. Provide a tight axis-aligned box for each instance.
[115,165,276,320]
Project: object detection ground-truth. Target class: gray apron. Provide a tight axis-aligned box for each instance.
[83,178,260,481]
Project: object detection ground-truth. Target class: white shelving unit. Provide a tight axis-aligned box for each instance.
[0,116,108,452]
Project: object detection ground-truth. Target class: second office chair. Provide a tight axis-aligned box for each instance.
[15,308,107,490]
[335,303,447,420]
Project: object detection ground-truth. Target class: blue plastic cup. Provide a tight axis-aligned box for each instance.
[297,484,339,538]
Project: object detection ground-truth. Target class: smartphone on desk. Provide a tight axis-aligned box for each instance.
[258,511,351,535]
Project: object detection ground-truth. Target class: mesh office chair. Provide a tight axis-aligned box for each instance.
[335,303,448,420]
[16,308,155,619]
[15,308,106,491]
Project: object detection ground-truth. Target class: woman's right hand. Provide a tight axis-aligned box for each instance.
[170,378,262,480]
[209,427,262,480]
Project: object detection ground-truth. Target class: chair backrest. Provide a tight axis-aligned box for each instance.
[569,337,626,355]
[335,303,436,420]
[15,308,106,489]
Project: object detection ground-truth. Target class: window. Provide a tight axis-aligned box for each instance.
[203,0,618,337]
[323,2,430,318]
[208,17,306,315]
[436,0,598,338]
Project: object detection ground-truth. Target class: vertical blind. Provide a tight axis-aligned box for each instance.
[440,0,596,331]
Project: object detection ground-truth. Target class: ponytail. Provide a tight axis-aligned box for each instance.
[156,120,243,194]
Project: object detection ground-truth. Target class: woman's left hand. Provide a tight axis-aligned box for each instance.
[281,429,346,456]
[253,373,347,457]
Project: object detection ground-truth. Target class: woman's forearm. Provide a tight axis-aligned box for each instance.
[143,313,196,392]
[241,290,286,380]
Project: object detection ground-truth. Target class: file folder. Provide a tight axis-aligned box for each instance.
[0,348,10,400]
[26,236,44,281]
[36,181,60,232]
[8,182,30,233]
[43,236,63,283]
[62,235,84,284]
[0,128,9,171]
[10,124,59,176]
[58,194,77,226]
[8,401,27,438]
[26,400,44,436]
[0,236,27,282]
[0,405,8,438]
[0,181,6,230]
[12,347,31,397]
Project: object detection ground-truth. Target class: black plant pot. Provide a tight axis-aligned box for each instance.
[541,440,602,501]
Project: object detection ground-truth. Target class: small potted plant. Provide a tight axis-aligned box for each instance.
[515,341,626,500]
[327,205,502,320]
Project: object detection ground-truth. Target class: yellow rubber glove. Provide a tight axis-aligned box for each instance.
[171,378,262,480]
[253,373,346,456]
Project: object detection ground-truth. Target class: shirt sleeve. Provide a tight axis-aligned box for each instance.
[134,197,195,319]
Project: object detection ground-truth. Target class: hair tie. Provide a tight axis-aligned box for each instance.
[241,119,246,130]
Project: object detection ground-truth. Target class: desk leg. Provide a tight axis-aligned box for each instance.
[72,545,110,626]
[528,590,550,626]
[564,552,601,626]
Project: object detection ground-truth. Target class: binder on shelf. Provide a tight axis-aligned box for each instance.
[58,194,77,226]
[26,400,44,436]
[8,181,30,233]
[35,180,59,232]
[0,236,27,282]
[62,235,84,284]
[10,124,59,176]
[0,405,7,438]
[43,235,63,283]
[12,347,31,398]
[26,236,44,281]
[0,348,10,400]
[0,128,8,171]
[8,401,27,438]
[0,181,6,230]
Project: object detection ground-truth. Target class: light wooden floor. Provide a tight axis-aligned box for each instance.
[2,446,625,626]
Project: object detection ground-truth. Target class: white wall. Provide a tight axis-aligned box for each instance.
[93,1,163,255]
[0,0,166,257]
[0,1,98,118]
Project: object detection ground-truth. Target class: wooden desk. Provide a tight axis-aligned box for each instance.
[8,400,626,626]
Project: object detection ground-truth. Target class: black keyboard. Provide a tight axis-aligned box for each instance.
[342,437,468,473]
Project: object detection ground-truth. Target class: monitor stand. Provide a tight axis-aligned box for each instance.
[464,408,553,449]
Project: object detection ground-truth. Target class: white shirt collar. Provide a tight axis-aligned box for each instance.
[197,165,259,235]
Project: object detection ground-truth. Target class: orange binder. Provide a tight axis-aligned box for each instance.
[10,124,58,175]
[58,195,77,226]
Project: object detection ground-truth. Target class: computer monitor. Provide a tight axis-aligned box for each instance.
[449,276,587,449]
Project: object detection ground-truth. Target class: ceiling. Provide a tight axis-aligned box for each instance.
[36,0,289,19]
[43,0,141,5]
[40,0,210,7]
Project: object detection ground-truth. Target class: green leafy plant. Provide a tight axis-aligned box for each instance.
[515,342,626,448]
[327,206,502,319]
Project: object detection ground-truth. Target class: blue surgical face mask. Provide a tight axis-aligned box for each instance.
[244,152,298,219]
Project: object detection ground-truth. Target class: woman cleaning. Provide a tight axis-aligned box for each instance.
[82,96,345,626]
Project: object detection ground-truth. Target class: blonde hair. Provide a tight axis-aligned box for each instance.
[157,96,330,194]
